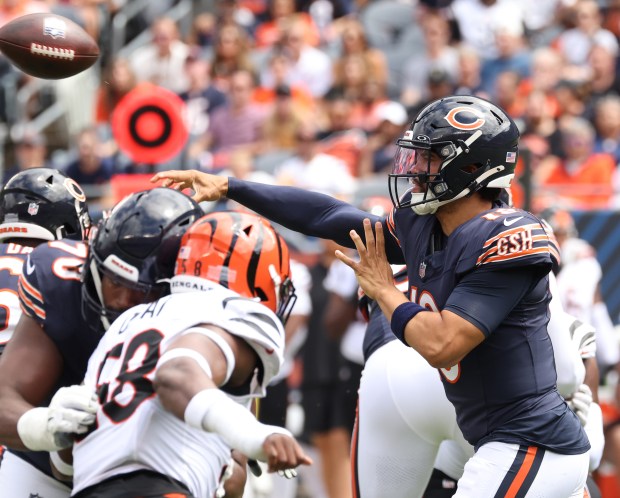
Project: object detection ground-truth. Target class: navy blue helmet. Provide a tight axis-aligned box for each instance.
[81,187,203,330]
[389,95,519,215]
[0,167,90,241]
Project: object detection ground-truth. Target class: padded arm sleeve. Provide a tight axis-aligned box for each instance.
[227,178,404,262]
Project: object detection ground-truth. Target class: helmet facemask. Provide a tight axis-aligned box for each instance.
[268,263,297,325]
[82,253,168,331]
[80,188,203,333]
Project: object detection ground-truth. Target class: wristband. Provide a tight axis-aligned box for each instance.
[391,302,428,346]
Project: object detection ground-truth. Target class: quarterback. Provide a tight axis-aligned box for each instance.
[153,95,590,497]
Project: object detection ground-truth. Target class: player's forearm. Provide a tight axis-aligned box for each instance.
[375,288,471,368]
[223,455,248,498]
[227,178,372,248]
[0,386,36,449]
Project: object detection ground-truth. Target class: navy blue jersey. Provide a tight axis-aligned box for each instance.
[224,180,587,453]
[389,203,589,453]
[13,239,99,477]
[0,243,34,353]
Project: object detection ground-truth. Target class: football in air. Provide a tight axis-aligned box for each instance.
[0,13,99,79]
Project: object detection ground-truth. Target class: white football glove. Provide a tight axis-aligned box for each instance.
[567,383,593,427]
[17,385,98,451]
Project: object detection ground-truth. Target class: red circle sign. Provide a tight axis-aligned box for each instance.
[112,83,188,164]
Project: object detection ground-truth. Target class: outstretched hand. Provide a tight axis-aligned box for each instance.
[262,433,313,474]
[335,219,395,301]
[150,169,228,203]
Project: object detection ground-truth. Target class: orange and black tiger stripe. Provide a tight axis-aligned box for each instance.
[494,445,545,498]
[176,211,291,314]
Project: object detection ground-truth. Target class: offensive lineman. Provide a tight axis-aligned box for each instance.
[0,168,91,496]
[0,168,91,354]
[0,188,203,497]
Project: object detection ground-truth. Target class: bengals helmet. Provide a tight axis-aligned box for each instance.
[0,168,90,241]
[174,211,297,322]
[390,95,519,215]
[82,188,203,330]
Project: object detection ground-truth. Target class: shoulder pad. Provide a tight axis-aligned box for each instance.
[18,239,86,324]
[456,208,553,274]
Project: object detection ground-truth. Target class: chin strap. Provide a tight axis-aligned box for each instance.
[89,259,111,330]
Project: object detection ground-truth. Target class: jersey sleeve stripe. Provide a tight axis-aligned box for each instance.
[386,211,400,247]
[229,316,280,348]
[18,291,46,320]
[18,274,43,302]
[18,277,46,320]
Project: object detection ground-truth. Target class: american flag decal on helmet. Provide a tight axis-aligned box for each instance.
[505,151,517,163]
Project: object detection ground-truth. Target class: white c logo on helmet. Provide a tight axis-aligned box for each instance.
[444,106,485,131]
[64,178,86,202]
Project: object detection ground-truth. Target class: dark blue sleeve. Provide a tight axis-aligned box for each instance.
[227,178,404,262]
[444,267,545,337]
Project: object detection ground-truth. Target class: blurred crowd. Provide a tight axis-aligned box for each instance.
[3,0,620,497]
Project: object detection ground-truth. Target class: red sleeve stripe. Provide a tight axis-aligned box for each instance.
[482,224,542,249]
[18,274,43,302]
[479,247,551,265]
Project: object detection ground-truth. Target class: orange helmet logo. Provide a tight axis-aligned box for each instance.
[444,106,485,131]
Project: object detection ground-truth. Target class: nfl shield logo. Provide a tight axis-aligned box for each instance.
[43,17,67,39]
[27,203,39,216]
[419,261,426,278]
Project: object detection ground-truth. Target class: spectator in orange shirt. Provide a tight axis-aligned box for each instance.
[94,58,138,125]
[262,84,307,151]
[516,47,562,118]
[316,89,366,177]
[536,116,616,209]
[494,70,526,120]
[254,50,315,112]
[254,0,319,48]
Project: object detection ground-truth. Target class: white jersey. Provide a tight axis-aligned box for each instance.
[72,281,285,497]
[556,238,601,322]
